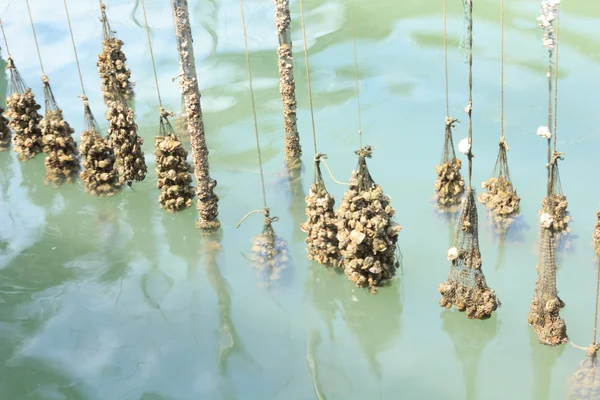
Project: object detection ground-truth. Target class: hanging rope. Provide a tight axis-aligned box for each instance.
[63,0,86,97]
[0,17,10,57]
[140,0,163,109]
[443,0,449,117]
[594,260,600,345]
[465,0,474,186]
[349,0,363,148]
[500,0,504,141]
[553,13,560,154]
[298,0,317,155]
[24,0,46,79]
[239,0,268,213]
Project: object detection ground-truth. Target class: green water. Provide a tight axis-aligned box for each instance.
[1,0,600,398]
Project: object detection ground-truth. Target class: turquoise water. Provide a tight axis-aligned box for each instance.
[1,0,600,398]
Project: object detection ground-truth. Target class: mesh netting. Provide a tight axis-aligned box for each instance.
[478,139,520,226]
[249,212,290,287]
[39,77,81,186]
[568,347,600,399]
[97,5,134,104]
[438,188,500,319]
[538,159,570,240]
[80,98,122,197]
[301,154,340,268]
[5,57,44,160]
[155,109,195,212]
[0,105,10,151]
[594,211,600,259]
[336,146,401,293]
[528,225,568,345]
[435,117,465,211]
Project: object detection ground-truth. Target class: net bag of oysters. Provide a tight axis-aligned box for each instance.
[79,97,122,197]
[105,77,147,186]
[538,152,571,242]
[336,146,402,293]
[249,210,290,287]
[97,3,134,104]
[435,117,465,211]
[301,153,341,267]
[4,56,44,160]
[154,108,194,212]
[568,345,600,400]
[438,188,500,319]
[478,137,520,231]
[0,102,10,151]
[527,215,567,345]
[39,75,80,186]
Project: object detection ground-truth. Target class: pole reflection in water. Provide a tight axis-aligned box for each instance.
[529,329,564,400]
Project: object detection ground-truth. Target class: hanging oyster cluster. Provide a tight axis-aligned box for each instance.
[155,127,195,213]
[250,216,290,286]
[80,128,122,197]
[40,107,80,186]
[594,211,600,258]
[568,349,600,400]
[336,148,401,292]
[539,193,570,235]
[435,118,465,211]
[478,177,520,218]
[5,89,44,160]
[439,189,500,319]
[97,37,134,103]
[301,159,340,267]
[106,100,147,186]
[528,283,567,345]
[0,107,10,151]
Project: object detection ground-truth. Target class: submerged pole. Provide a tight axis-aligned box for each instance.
[172,0,220,231]
[274,0,302,167]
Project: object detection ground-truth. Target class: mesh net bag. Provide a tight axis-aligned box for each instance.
[478,138,520,224]
[249,211,290,287]
[154,109,195,212]
[4,57,44,160]
[537,155,570,241]
[301,154,341,268]
[568,345,600,399]
[0,105,10,151]
[594,211,600,259]
[97,4,134,104]
[435,117,465,211]
[336,146,402,293]
[39,76,81,186]
[105,77,147,187]
[79,97,122,197]
[438,188,500,319]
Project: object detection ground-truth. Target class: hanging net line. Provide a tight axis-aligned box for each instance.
[140,0,194,212]
[297,0,340,268]
[594,211,600,259]
[0,19,10,151]
[237,0,290,287]
[273,0,301,165]
[435,0,465,212]
[1,18,44,160]
[25,0,81,186]
[478,0,520,233]
[528,0,567,346]
[439,0,500,319]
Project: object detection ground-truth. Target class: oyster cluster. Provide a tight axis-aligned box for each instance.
[5,89,44,160]
[40,109,80,186]
[80,129,122,197]
[593,211,600,258]
[336,169,401,292]
[0,107,10,151]
[97,38,134,103]
[155,133,194,212]
[106,100,147,186]
[438,277,499,320]
[250,227,290,286]
[435,159,465,209]
[478,176,520,217]
[568,349,600,400]
[538,193,570,235]
[301,180,340,267]
[528,291,567,346]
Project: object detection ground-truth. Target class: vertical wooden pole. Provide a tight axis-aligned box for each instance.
[172,0,220,230]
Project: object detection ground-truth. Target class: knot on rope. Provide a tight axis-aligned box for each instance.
[80,94,89,108]
[314,152,328,162]
[159,107,174,120]
[355,145,374,159]
[6,56,15,71]
[41,73,49,84]
[550,150,565,166]
[499,136,509,151]
[236,207,279,229]
[445,116,459,128]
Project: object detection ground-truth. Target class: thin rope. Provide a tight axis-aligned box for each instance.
[466,0,473,186]
[500,0,504,140]
[593,258,600,345]
[545,51,552,196]
[63,0,86,96]
[443,0,449,117]
[298,0,318,154]
[239,0,267,210]
[349,0,363,148]
[24,0,45,76]
[553,10,560,153]
[0,18,10,56]
[140,0,163,108]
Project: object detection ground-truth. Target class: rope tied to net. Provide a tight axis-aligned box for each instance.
[5,55,15,71]
[236,207,279,229]
[0,17,11,57]
[355,145,374,159]
[140,0,163,109]
[549,150,564,167]
[24,0,46,77]
[464,0,474,186]
[445,116,459,128]
[63,0,86,98]
[349,0,363,148]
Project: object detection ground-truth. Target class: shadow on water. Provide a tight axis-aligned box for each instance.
[529,330,565,400]
[441,310,500,400]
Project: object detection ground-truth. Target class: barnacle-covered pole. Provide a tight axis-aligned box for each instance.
[172,0,220,231]
[273,0,301,166]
